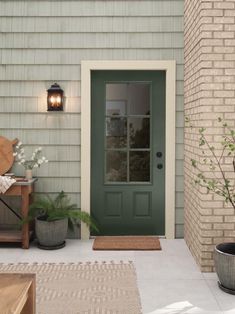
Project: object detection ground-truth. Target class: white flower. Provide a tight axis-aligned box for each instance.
[14,142,48,170]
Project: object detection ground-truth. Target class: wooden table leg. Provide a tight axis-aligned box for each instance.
[22,275,36,314]
[21,186,29,249]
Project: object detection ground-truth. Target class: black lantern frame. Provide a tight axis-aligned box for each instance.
[47,83,64,111]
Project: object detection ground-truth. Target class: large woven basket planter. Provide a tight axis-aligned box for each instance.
[214,242,235,295]
[35,217,68,249]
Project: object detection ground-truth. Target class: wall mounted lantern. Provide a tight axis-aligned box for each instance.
[47,83,64,111]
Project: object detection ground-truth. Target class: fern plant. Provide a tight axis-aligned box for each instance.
[26,191,98,232]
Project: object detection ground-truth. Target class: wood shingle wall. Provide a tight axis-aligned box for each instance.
[0,0,184,237]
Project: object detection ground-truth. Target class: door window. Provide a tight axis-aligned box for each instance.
[105,83,151,183]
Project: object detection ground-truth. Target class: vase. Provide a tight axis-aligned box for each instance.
[25,169,33,180]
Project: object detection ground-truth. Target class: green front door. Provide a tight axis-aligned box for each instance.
[91,70,165,235]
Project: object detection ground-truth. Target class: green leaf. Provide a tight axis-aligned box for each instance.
[191,159,197,168]
[25,191,98,233]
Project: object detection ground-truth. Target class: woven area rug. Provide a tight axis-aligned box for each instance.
[0,262,142,314]
[93,236,161,251]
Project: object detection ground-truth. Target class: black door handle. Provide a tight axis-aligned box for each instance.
[156,152,162,158]
[157,164,163,169]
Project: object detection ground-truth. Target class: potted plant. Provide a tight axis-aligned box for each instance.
[186,117,235,294]
[26,191,98,249]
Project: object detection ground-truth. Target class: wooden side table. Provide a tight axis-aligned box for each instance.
[0,273,36,314]
[0,178,37,249]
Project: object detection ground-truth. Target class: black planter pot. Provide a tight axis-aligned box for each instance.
[214,242,235,294]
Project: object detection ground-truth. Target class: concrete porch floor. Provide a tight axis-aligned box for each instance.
[0,239,234,314]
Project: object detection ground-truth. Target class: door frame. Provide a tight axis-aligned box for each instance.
[81,60,176,239]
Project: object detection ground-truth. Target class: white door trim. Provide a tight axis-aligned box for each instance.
[81,60,176,239]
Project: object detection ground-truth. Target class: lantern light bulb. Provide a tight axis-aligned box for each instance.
[50,96,55,104]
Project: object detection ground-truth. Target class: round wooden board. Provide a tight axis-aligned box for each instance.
[0,136,18,175]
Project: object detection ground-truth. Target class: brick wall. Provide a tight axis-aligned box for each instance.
[184,0,235,272]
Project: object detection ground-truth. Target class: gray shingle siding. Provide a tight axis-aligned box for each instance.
[0,0,184,238]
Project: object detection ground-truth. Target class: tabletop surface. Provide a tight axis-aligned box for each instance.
[13,177,38,186]
[0,273,35,313]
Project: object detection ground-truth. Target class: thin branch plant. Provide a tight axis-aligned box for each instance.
[185,117,235,210]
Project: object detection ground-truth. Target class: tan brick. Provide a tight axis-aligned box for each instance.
[225,9,235,17]
[213,223,234,230]
[199,222,213,230]
[213,237,235,244]
[213,208,234,215]
[200,68,223,76]
[213,61,234,68]
[225,54,235,61]
[199,208,213,215]
[201,266,213,272]
[225,24,235,31]
[214,76,234,83]
[201,17,213,24]
[201,259,215,266]
[201,24,223,31]
[201,39,223,46]
[201,9,223,17]
[225,83,235,90]
[214,46,234,53]
[200,216,223,223]
[201,2,213,9]
[225,39,235,46]
[213,32,234,39]
[201,252,212,259]
[224,231,235,237]
[199,98,223,105]
[225,216,235,223]
[201,31,213,39]
[214,105,234,112]
[200,53,223,61]
[214,90,234,97]
[225,68,235,75]
[214,17,234,24]
[201,230,223,237]
[201,46,213,53]
[225,98,235,105]
[214,2,235,9]
[200,237,213,245]
[201,83,223,90]
[225,112,235,119]
[201,245,214,252]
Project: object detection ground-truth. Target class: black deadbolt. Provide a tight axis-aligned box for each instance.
[156,152,162,158]
[157,164,163,169]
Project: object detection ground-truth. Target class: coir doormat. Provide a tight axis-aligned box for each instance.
[93,236,161,251]
[0,262,142,314]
